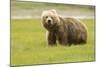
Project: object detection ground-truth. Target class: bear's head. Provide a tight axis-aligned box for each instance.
[41,9,60,31]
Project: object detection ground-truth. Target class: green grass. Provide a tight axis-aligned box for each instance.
[11,19,95,66]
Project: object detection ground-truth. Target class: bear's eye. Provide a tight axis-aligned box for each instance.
[45,16,48,18]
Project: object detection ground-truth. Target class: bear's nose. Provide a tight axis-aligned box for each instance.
[48,20,51,24]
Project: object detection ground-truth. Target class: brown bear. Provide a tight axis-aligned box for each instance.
[41,9,87,46]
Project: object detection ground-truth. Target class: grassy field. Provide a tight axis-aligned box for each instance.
[11,19,95,66]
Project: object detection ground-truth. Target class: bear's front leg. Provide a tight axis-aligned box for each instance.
[48,32,57,46]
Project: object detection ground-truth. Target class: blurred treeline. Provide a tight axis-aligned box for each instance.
[11,0,94,11]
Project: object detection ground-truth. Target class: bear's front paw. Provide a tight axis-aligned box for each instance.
[48,42,57,46]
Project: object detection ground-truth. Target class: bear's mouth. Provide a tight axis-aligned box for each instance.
[44,22,58,30]
[46,23,53,27]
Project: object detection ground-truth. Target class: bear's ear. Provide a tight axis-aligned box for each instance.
[50,9,57,14]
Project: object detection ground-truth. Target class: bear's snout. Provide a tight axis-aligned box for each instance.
[48,20,51,24]
[45,17,53,25]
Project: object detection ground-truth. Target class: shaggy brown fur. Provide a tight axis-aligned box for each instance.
[41,9,87,46]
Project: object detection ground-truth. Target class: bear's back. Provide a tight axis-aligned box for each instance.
[63,17,87,44]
